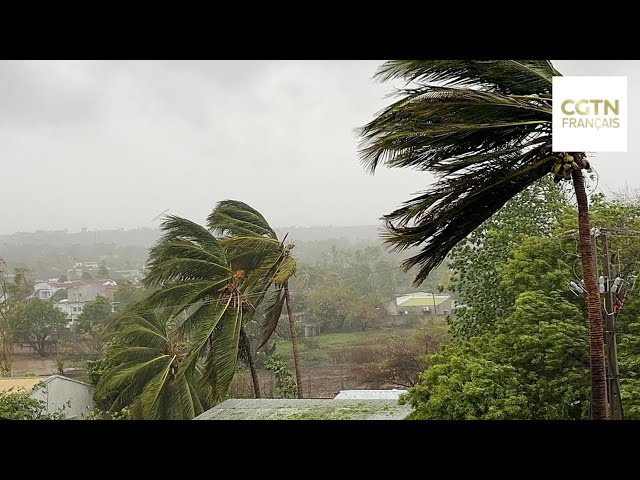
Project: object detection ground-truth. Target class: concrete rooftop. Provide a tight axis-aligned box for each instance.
[194,398,411,420]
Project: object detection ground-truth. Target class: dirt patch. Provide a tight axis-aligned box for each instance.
[11,353,58,376]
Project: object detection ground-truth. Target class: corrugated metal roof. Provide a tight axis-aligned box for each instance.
[195,398,411,420]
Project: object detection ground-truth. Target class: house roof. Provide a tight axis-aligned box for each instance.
[334,389,407,400]
[195,398,411,420]
[0,378,42,393]
[42,374,94,388]
[0,374,93,393]
[396,294,450,307]
[51,281,87,289]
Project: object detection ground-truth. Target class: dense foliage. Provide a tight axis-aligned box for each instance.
[402,292,589,419]
[95,309,213,420]
[264,353,297,398]
[404,187,640,419]
[0,389,65,420]
[15,298,68,357]
[448,178,568,339]
[77,296,114,333]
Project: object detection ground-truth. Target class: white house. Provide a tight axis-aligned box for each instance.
[0,375,95,419]
[388,292,453,316]
[33,282,59,300]
[55,299,86,326]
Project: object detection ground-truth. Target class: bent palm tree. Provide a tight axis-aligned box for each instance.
[141,215,262,400]
[358,60,606,419]
[96,309,212,420]
[208,200,304,398]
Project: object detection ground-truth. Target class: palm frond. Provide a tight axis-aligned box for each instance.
[258,287,285,349]
[140,280,228,313]
[358,60,560,285]
[383,145,554,285]
[359,86,551,174]
[157,215,225,253]
[207,200,275,238]
[198,304,243,400]
[375,60,559,95]
[145,240,230,287]
[95,310,211,419]
[272,256,297,284]
[181,296,233,375]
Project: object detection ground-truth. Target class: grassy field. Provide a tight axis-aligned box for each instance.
[229,322,435,398]
[272,330,387,367]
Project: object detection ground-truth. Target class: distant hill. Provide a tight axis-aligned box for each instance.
[0,225,385,278]
[0,228,161,248]
[275,225,381,243]
[0,225,382,248]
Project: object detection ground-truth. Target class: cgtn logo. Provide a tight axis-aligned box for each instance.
[552,76,627,152]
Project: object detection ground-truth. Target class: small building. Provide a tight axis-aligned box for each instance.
[55,299,87,326]
[334,389,406,400]
[0,375,95,419]
[33,282,59,300]
[194,397,411,420]
[302,323,320,337]
[389,292,452,316]
[57,279,116,303]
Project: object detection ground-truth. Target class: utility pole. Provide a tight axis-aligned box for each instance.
[592,231,609,413]
[600,229,623,419]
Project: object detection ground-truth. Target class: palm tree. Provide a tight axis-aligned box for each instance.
[95,309,213,420]
[208,200,304,398]
[141,215,263,400]
[358,60,606,419]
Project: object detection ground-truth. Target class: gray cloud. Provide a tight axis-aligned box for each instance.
[0,60,637,234]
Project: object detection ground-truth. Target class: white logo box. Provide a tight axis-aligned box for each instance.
[552,76,627,153]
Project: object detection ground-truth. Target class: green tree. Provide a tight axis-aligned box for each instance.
[50,288,67,303]
[16,298,68,357]
[306,280,351,332]
[55,323,110,375]
[0,388,65,420]
[77,296,113,332]
[1,263,33,375]
[208,200,305,398]
[402,292,589,419]
[264,353,297,398]
[448,178,568,339]
[98,264,109,278]
[82,271,93,281]
[95,309,213,420]
[113,279,147,309]
[358,60,606,418]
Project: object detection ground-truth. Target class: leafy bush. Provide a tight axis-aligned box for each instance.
[264,353,297,398]
[0,389,66,420]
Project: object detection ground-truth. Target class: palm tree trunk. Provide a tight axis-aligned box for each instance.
[0,329,13,376]
[573,167,607,420]
[284,281,304,398]
[239,326,261,398]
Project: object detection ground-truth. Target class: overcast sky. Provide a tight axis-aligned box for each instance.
[0,60,637,235]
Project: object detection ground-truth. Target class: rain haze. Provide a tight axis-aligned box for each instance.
[0,60,637,235]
